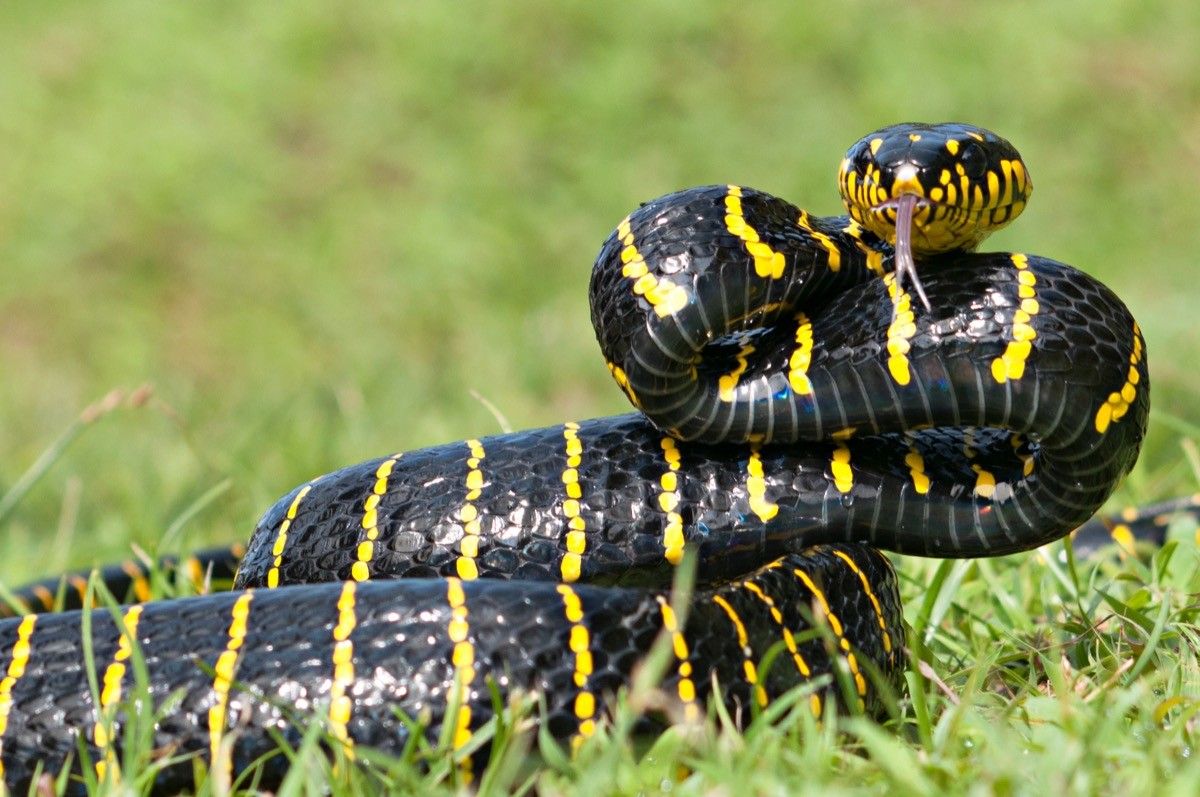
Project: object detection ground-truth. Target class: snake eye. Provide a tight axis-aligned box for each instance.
[958,141,988,179]
[850,143,874,173]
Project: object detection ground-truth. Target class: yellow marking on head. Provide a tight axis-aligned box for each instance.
[831,550,894,654]
[1094,323,1145,434]
[990,254,1040,383]
[712,594,767,706]
[659,437,686,565]
[560,423,588,581]
[945,139,960,156]
[268,482,315,589]
[904,448,930,495]
[616,217,689,317]
[792,569,866,702]
[1009,158,1026,194]
[455,441,487,581]
[717,342,756,402]
[882,273,916,386]
[869,137,883,155]
[351,454,403,583]
[787,313,815,395]
[722,186,787,279]
[746,446,779,522]
[796,210,842,271]
[741,579,822,717]
[830,445,854,494]
[0,614,38,779]
[998,160,1016,206]
[958,173,973,211]
[327,581,358,756]
[985,170,1000,202]
[208,591,254,783]
[908,133,921,142]
[656,597,700,721]
[831,427,856,441]
[1110,524,1136,556]
[841,167,858,204]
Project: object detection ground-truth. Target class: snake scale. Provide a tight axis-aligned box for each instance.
[0,123,1150,792]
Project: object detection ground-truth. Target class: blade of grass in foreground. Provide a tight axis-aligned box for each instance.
[0,390,131,528]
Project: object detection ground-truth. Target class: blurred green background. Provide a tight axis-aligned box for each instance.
[1,0,1197,582]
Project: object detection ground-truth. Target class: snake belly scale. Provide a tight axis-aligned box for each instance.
[0,123,1148,792]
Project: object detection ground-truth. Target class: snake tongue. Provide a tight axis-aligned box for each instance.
[892,193,931,312]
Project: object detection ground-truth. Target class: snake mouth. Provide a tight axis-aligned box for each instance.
[869,194,937,213]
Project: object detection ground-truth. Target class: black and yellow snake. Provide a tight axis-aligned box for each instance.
[0,122,1152,792]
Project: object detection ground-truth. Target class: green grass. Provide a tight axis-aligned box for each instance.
[39,528,1200,796]
[1,0,1199,794]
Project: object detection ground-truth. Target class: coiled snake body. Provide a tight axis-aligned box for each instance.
[0,123,1149,791]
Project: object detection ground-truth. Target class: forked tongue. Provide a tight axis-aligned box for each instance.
[893,193,931,311]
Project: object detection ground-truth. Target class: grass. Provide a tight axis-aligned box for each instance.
[1,0,1199,794]
[32,524,1199,795]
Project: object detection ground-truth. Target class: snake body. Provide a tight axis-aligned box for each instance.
[0,123,1149,792]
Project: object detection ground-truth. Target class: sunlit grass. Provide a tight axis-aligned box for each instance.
[1,0,1198,794]
[2,411,1198,794]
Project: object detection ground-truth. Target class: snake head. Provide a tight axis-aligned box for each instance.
[838,122,1033,310]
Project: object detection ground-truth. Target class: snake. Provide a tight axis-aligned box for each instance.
[0,122,1150,793]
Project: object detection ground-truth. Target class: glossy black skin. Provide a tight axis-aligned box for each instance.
[593,186,1147,553]
[0,546,901,792]
[0,124,1151,793]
